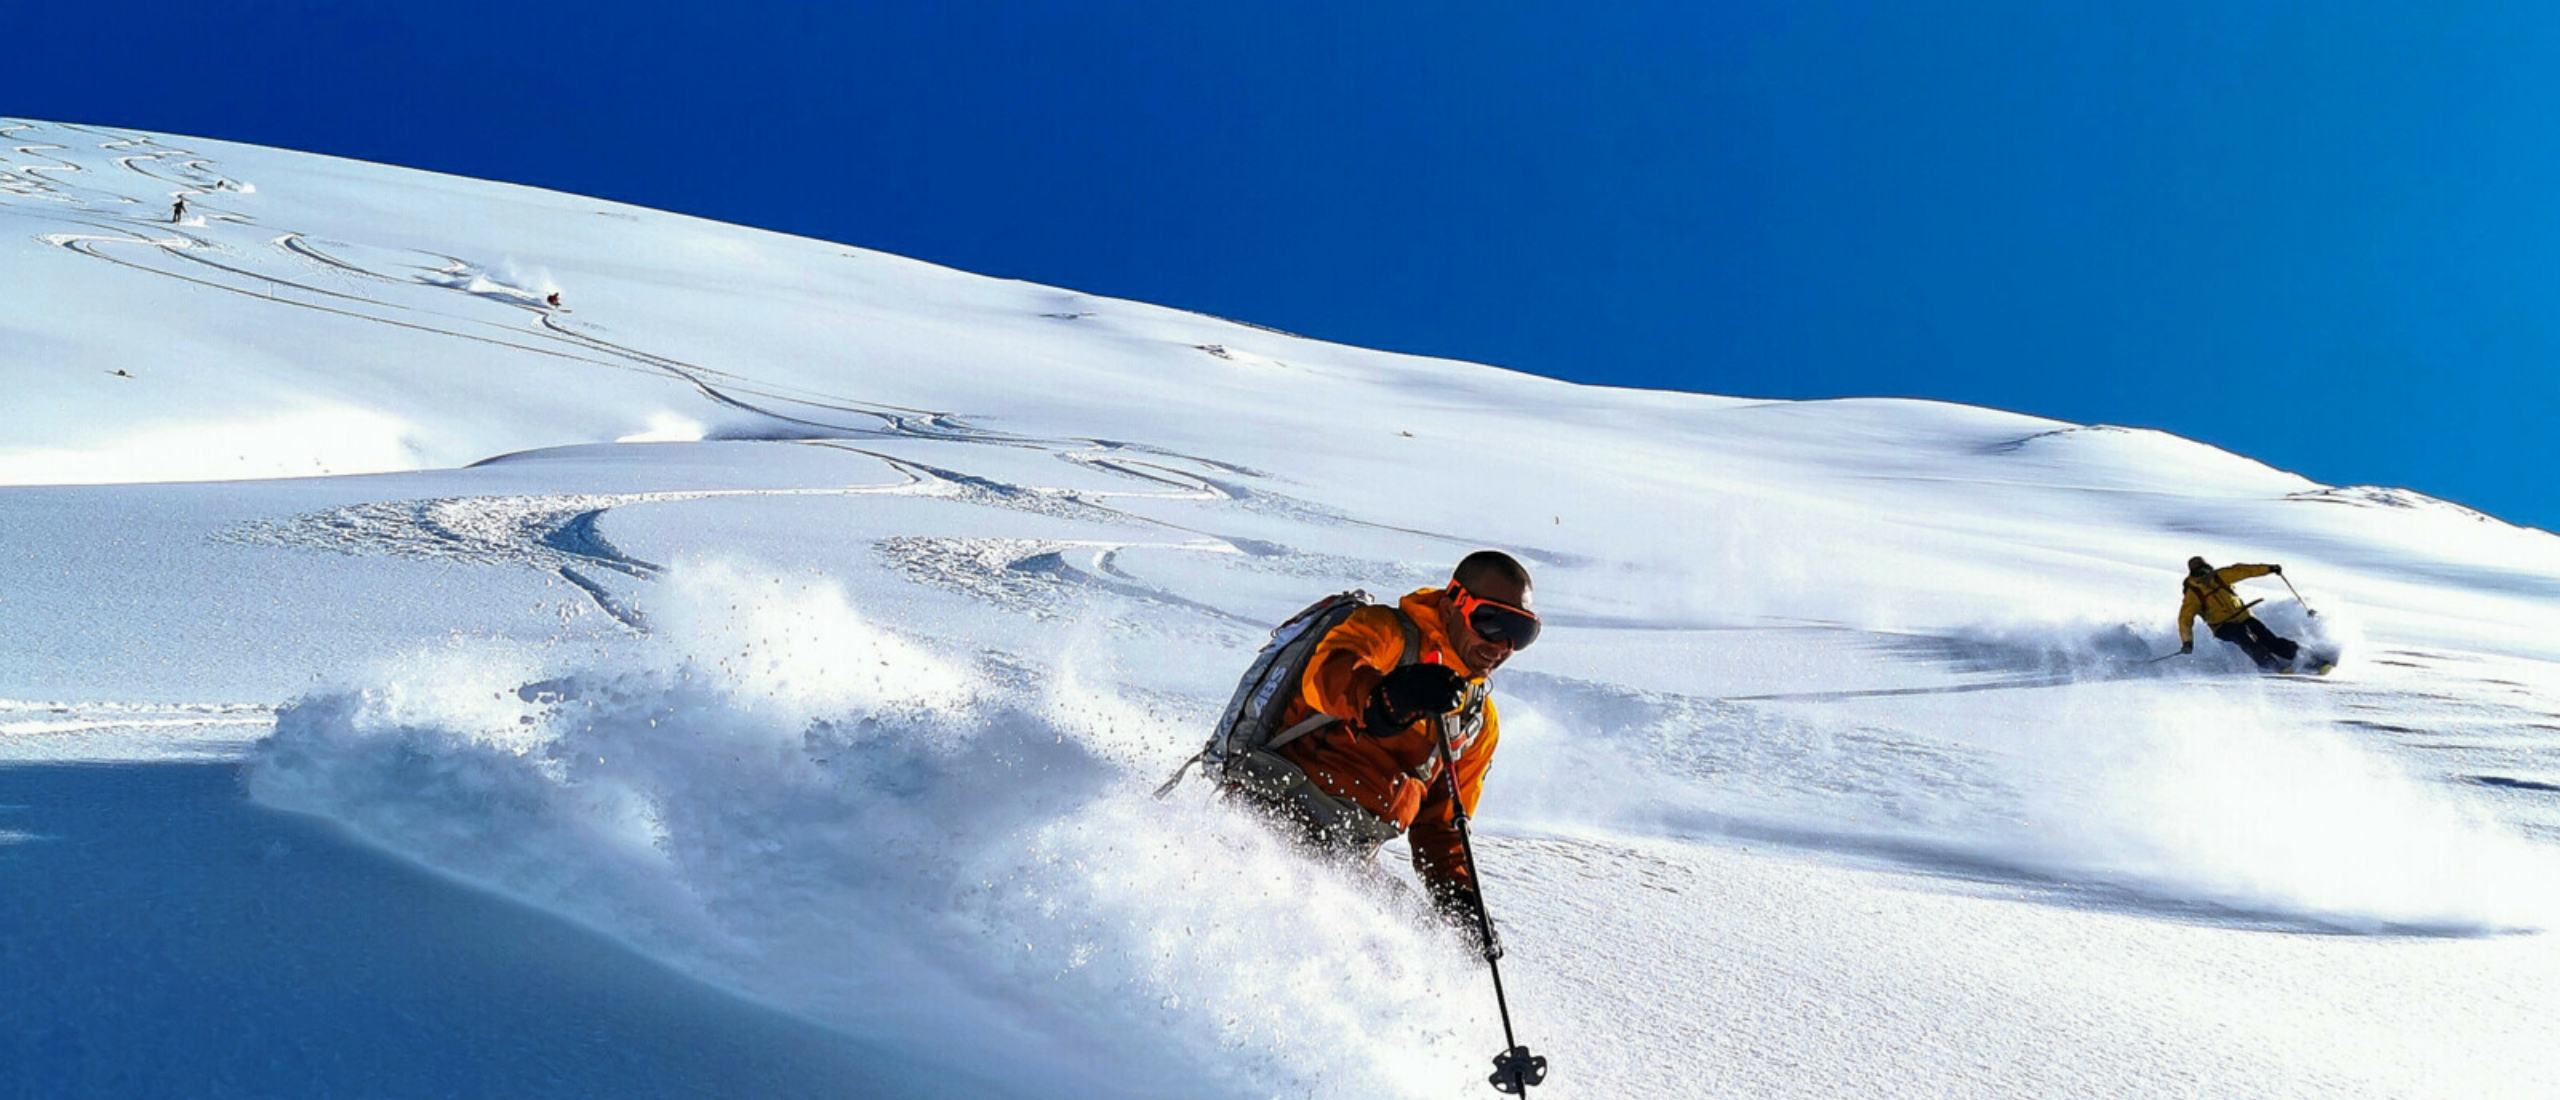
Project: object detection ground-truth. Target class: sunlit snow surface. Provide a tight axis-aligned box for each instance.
[6,118,2560,1098]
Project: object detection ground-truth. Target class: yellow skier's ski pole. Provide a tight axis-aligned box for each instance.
[2278,573,2317,617]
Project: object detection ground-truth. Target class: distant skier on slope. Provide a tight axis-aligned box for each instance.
[169,196,186,223]
[2177,556,2303,672]
[1220,551,1539,944]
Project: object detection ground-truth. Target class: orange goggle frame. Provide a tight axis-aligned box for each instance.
[1449,581,1541,651]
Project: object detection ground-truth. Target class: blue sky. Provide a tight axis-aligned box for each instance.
[21,2,2556,529]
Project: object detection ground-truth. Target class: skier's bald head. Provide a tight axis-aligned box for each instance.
[1453,550,1532,605]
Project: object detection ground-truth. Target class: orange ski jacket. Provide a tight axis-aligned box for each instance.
[2178,564,2277,645]
[1273,588,1501,891]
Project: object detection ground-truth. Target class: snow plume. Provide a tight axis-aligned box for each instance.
[2004,687,2560,933]
[418,257,556,304]
[249,561,1489,1099]
[1497,670,2560,934]
[2250,597,2365,672]
[1884,610,2352,683]
[1909,618,2163,678]
[494,258,559,297]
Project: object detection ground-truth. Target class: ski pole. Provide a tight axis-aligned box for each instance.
[1432,711,1547,1096]
[2278,573,2317,617]
[2143,651,2184,665]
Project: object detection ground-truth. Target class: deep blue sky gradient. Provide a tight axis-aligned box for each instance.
[19,2,2555,528]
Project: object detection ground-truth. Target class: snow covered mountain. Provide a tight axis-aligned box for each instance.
[6,117,2558,1098]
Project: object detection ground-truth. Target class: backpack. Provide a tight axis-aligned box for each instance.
[1153,590,1418,799]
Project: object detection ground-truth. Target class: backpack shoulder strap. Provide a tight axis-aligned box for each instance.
[1262,711,1337,754]
[2193,572,2240,617]
[1151,750,1203,800]
[1262,606,1421,754]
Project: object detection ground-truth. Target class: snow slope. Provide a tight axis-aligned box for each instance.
[6,118,2560,1098]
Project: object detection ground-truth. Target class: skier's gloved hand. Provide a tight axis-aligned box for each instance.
[2179,641,2194,655]
[1366,664,1469,731]
[2268,563,2284,575]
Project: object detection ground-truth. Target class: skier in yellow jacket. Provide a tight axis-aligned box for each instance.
[2177,556,2303,671]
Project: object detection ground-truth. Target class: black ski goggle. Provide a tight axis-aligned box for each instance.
[1450,582,1541,651]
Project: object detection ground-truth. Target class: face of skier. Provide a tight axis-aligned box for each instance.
[1444,574,1534,675]
[2188,557,2213,578]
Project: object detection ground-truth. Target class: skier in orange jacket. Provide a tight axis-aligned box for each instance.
[1226,550,1538,931]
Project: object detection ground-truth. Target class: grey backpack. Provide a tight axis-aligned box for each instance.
[1154,590,1417,798]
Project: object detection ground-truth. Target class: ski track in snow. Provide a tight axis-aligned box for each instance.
[873,536,1261,631]
[10,123,1006,447]
[224,490,793,575]
[10,121,1560,530]
[12,122,1540,640]
[214,484,918,628]
[202,440,1435,633]
[9,119,1570,621]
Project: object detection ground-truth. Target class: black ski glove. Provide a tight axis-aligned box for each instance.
[2267,563,2283,575]
[2179,641,2194,655]
[1366,663,1468,732]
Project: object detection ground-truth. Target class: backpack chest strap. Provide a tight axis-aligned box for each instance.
[1412,681,1491,782]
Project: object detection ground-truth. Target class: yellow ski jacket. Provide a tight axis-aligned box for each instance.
[2178,564,2277,644]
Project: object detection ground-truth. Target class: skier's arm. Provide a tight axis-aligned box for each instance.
[1300,609,1463,771]
[2176,589,2201,646]
[1299,608,1403,724]
[2219,564,2276,584]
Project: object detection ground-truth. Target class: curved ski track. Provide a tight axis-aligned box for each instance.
[9,119,1600,635]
